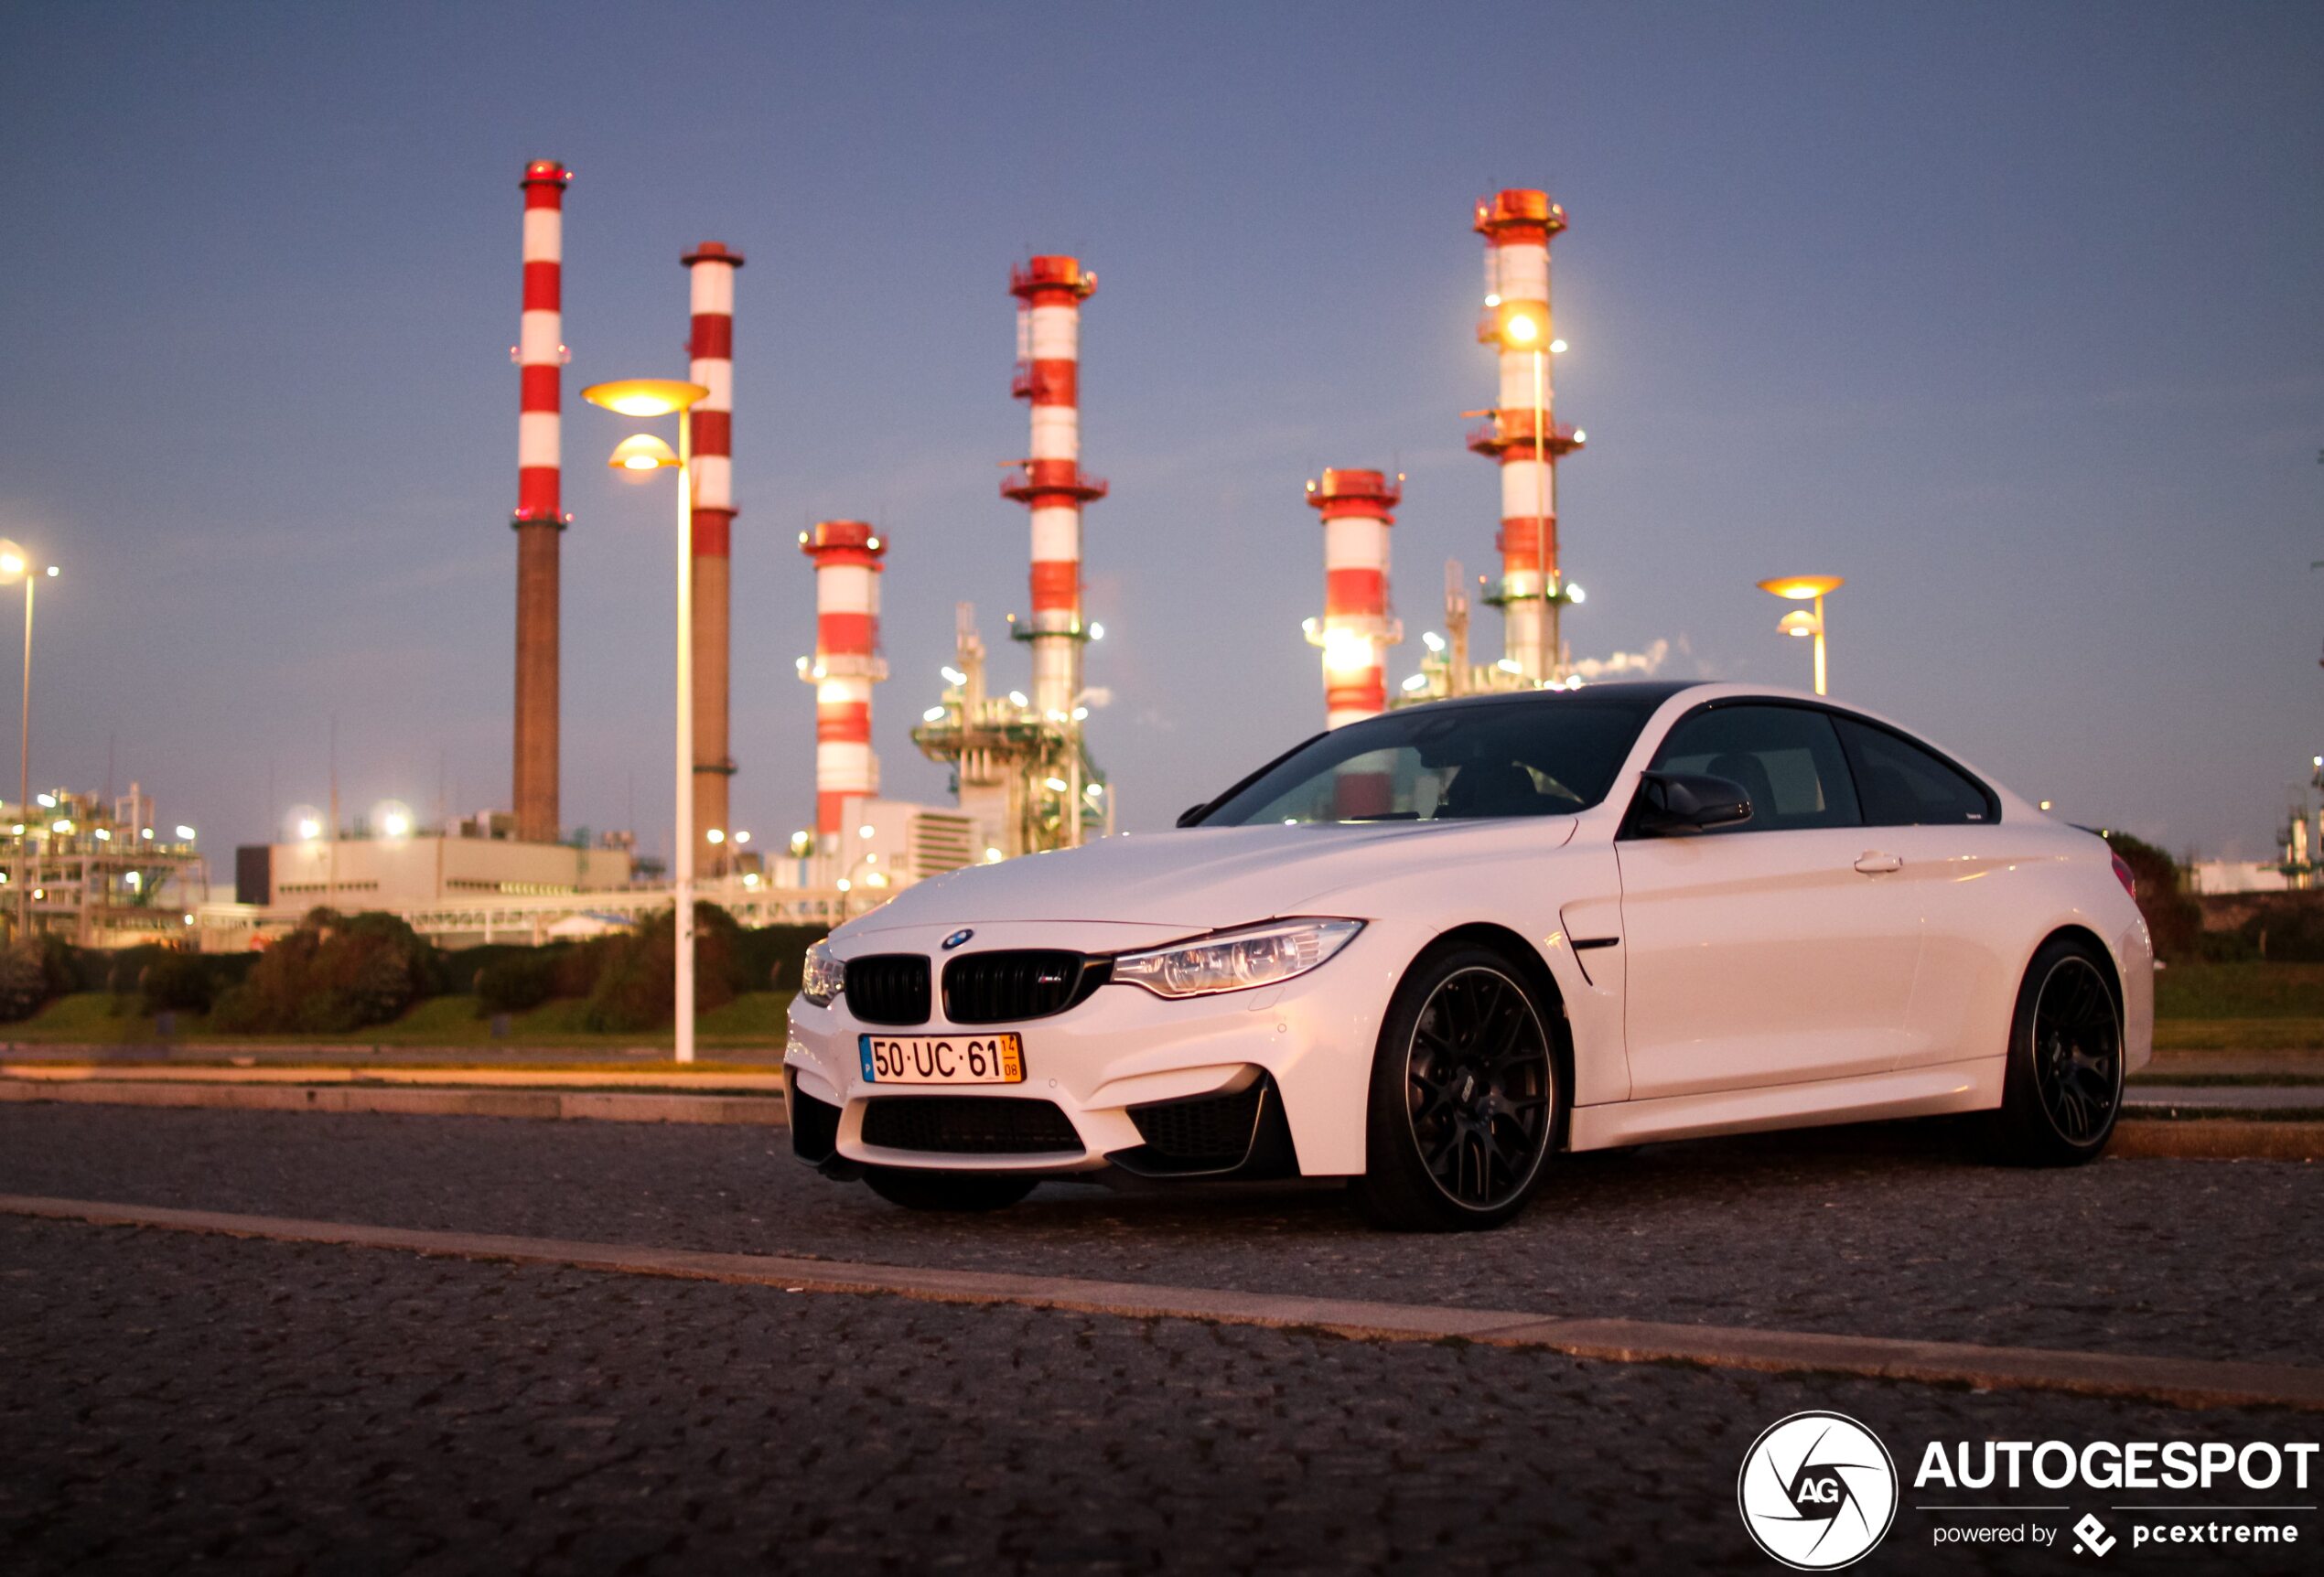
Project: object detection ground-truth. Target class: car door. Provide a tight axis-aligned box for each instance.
[1615,702,1922,1100]
[1827,713,2016,1069]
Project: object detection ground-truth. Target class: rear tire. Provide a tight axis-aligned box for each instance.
[1986,936,2124,1166]
[863,1167,1038,1212]
[1351,943,1564,1231]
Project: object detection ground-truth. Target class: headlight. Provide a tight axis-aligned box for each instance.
[1110,917,1363,999]
[801,939,844,1006]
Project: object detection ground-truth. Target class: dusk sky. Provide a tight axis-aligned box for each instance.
[4,2,2319,864]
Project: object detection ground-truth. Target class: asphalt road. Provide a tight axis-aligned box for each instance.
[2,1105,2318,1574]
[0,1105,2315,1362]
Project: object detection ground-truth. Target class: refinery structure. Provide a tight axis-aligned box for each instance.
[157,173,1604,950]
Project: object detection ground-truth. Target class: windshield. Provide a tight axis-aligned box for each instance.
[1192,698,1654,826]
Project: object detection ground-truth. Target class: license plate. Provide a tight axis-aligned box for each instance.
[858,1032,1025,1086]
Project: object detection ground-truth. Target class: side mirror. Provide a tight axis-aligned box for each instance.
[1632,771,1753,836]
[1175,803,1209,828]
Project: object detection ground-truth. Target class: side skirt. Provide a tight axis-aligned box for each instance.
[1566,1057,2007,1153]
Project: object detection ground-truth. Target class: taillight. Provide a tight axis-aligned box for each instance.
[2111,852,2136,899]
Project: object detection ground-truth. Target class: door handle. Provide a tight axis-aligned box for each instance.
[1854,851,1902,874]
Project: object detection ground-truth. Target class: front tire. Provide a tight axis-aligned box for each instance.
[863,1167,1038,1212]
[1351,943,1564,1231]
[1987,936,2124,1166]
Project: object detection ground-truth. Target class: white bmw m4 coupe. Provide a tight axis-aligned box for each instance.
[784,681,2152,1229]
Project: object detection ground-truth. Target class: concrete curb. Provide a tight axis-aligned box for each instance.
[0,1079,784,1126]
[2111,1119,2322,1162]
[3,1193,2318,1414]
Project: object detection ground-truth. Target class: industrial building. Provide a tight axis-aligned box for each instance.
[3,784,209,947]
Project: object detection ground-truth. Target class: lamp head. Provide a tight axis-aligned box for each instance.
[1758,575,1845,601]
[581,379,710,417]
[608,434,681,472]
[1778,609,1822,638]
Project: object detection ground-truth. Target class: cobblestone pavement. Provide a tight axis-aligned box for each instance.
[0,1104,2316,1364]
[3,1216,2314,1576]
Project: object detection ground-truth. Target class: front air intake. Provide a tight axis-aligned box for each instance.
[941,950,1109,1025]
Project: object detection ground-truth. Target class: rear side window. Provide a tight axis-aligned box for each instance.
[1650,703,1861,832]
[1832,716,1996,825]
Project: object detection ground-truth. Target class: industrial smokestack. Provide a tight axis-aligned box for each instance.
[1307,468,1402,816]
[511,158,571,844]
[1469,188,1582,683]
[1003,256,1105,721]
[798,520,888,844]
[683,241,744,875]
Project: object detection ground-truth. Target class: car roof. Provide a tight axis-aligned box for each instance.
[1404,679,1709,713]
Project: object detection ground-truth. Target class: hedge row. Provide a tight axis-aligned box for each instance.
[0,906,825,1028]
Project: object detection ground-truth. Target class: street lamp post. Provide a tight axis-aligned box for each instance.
[1757,575,1845,696]
[0,544,57,939]
[581,379,711,1065]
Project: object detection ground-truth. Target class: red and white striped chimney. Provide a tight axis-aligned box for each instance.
[1307,468,1402,816]
[1003,256,1105,719]
[1470,188,1582,683]
[683,241,743,874]
[511,158,571,844]
[798,520,888,843]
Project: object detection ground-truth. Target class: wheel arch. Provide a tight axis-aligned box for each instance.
[1418,920,1576,1149]
[2029,922,2125,1018]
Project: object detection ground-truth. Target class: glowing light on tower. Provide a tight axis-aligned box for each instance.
[797,521,888,844]
[1469,188,1583,683]
[1307,468,1403,815]
[1002,256,1106,719]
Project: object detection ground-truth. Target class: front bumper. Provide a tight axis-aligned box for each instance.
[783,918,1411,1178]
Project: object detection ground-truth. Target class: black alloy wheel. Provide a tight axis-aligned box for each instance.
[1989,935,2124,1166]
[2032,955,2121,1145]
[1356,944,1562,1230]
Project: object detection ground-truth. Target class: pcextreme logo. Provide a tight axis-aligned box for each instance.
[1737,1411,1899,1570]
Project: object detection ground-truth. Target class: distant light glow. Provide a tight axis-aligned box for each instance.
[1008,691,1028,708]
[1402,673,1429,692]
[858,825,875,841]
[175,824,196,841]
[1088,622,1104,641]
[1496,659,1521,674]
[706,828,726,845]
[297,817,323,841]
[36,794,54,809]
[1045,778,1070,793]
[732,831,749,845]
[1421,631,1445,653]
[1567,585,1586,605]
[984,847,1003,864]
[94,827,111,841]
[1549,338,1568,354]
[941,666,968,686]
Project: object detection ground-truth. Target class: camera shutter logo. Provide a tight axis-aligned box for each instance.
[1736,1411,1898,1570]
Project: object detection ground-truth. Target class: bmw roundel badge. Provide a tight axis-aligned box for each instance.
[942,928,974,950]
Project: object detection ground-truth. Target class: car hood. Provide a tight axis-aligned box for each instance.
[842,818,1578,938]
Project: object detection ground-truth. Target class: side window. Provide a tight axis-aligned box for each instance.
[1832,716,1995,826]
[1650,704,1861,833]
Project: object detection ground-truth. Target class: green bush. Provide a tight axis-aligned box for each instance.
[2101,831,2201,962]
[738,924,826,992]
[209,907,440,1035]
[2230,897,2324,963]
[474,949,560,1015]
[580,902,741,1033]
[0,945,51,1021]
[139,950,216,1014]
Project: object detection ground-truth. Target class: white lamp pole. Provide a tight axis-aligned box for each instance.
[582,381,711,1065]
